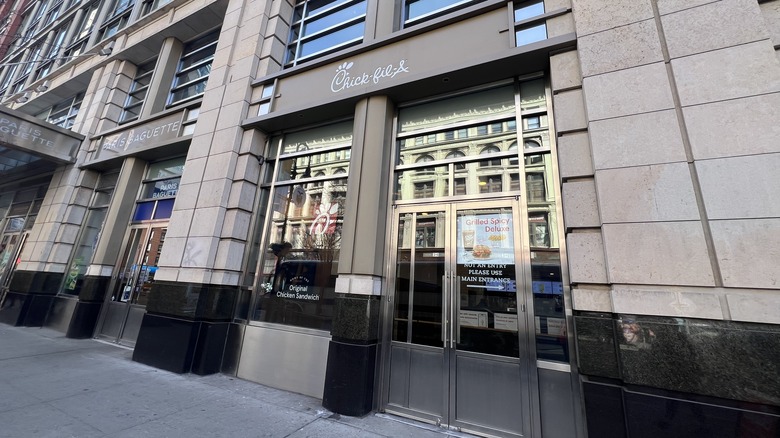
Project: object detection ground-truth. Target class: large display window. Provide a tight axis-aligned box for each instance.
[251,121,352,331]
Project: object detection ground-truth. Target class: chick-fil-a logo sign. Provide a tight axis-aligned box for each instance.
[330,60,410,93]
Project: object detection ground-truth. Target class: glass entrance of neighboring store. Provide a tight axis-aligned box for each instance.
[95,157,182,346]
[96,224,167,346]
[0,229,28,304]
[382,200,534,437]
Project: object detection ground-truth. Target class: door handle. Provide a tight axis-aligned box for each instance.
[442,274,448,346]
[451,275,459,348]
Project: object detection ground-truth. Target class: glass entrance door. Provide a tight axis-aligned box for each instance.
[383,200,533,437]
[96,225,167,346]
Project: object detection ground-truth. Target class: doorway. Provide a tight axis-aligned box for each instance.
[95,224,167,346]
[382,199,535,437]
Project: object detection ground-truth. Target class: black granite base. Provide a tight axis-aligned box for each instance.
[23,295,55,326]
[575,312,780,407]
[190,321,230,375]
[9,271,63,295]
[133,313,199,374]
[66,301,103,339]
[0,291,29,326]
[322,340,377,417]
[583,381,780,438]
[0,292,56,327]
[132,314,232,375]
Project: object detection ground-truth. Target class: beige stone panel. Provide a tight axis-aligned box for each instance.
[222,209,252,240]
[727,293,780,324]
[582,62,674,121]
[210,271,241,286]
[662,0,769,59]
[611,287,723,319]
[233,154,261,182]
[224,80,252,104]
[562,180,600,228]
[590,110,686,169]
[603,222,715,286]
[158,236,186,268]
[566,231,608,284]
[557,132,593,178]
[196,179,232,209]
[571,0,654,36]
[188,207,225,237]
[216,101,249,130]
[214,239,245,271]
[553,89,587,132]
[51,243,73,264]
[179,157,207,185]
[596,163,700,223]
[672,41,780,107]
[550,50,582,91]
[229,55,259,81]
[200,86,226,113]
[193,109,219,140]
[572,287,613,311]
[657,0,713,15]
[176,268,213,285]
[578,19,663,77]
[711,219,780,289]
[181,236,219,268]
[546,0,571,10]
[697,154,780,220]
[203,152,237,182]
[153,268,179,283]
[209,128,243,156]
[547,13,575,39]
[683,93,780,160]
[55,224,80,245]
[166,209,194,238]
[227,181,257,211]
[64,205,87,225]
[760,1,780,47]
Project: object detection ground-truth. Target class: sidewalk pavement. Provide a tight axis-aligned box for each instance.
[0,325,471,438]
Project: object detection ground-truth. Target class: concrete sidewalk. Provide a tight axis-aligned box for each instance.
[0,325,469,438]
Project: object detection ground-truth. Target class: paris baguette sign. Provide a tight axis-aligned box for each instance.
[330,59,410,93]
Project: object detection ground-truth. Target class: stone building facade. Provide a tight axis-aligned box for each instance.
[0,0,778,436]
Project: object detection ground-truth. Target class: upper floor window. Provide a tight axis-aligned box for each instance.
[98,0,136,40]
[168,30,219,107]
[141,0,172,16]
[121,60,155,123]
[37,93,84,129]
[285,0,367,67]
[514,0,547,46]
[35,24,70,80]
[63,2,100,59]
[403,0,483,27]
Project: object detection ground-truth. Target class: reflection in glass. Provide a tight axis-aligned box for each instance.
[393,211,445,346]
[531,250,567,361]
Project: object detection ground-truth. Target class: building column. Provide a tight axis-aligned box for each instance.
[132,0,271,375]
[323,96,394,416]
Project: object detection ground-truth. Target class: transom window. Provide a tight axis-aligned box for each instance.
[285,0,367,67]
[98,0,136,40]
[168,30,219,107]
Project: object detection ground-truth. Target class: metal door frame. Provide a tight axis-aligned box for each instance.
[94,222,166,345]
[380,198,539,437]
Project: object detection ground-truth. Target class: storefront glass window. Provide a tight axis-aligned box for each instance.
[252,121,352,331]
